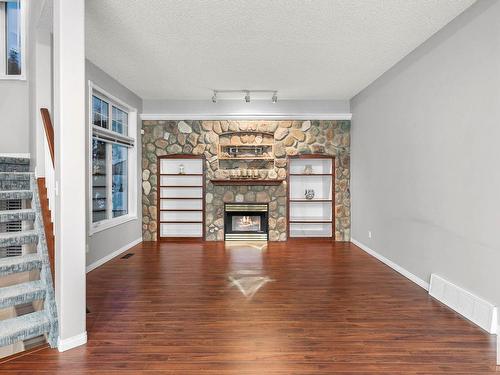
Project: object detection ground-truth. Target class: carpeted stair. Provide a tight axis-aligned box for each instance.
[0,156,58,350]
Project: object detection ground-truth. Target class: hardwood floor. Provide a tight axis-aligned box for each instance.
[2,240,498,374]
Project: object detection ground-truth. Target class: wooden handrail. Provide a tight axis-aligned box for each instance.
[40,108,55,167]
[39,108,55,283]
[37,178,55,283]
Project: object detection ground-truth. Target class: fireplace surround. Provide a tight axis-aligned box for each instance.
[142,120,351,242]
[224,203,269,241]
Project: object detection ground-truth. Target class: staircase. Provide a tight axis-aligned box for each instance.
[0,156,58,357]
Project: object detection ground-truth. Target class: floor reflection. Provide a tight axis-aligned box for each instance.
[225,241,273,299]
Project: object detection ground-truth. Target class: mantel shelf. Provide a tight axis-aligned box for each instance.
[210,179,284,186]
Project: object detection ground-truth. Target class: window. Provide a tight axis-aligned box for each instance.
[0,0,23,78]
[89,84,137,233]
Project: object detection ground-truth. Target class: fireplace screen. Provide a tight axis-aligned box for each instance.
[232,215,262,232]
[224,203,269,241]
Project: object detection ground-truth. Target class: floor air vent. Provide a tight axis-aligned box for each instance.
[121,253,134,259]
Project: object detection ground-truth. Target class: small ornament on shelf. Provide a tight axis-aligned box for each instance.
[305,189,315,200]
[303,164,313,174]
[178,164,185,174]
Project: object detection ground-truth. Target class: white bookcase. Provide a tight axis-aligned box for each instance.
[158,155,205,240]
[288,155,335,238]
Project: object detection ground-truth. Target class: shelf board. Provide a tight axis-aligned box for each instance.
[220,143,274,147]
[289,220,332,224]
[160,173,203,176]
[218,156,274,160]
[210,179,284,186]
[289,173,332,176]
[160,209,203,212]
[160,221,203,224]
[160,197,203,200]
[290,199,332,202]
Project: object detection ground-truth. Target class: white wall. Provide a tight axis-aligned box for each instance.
[0,81,29,153]
[351,0,500,311]
[85,60,143,268]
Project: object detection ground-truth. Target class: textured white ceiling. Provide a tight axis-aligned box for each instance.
[86,0,475,100]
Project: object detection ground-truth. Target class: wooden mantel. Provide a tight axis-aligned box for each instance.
[210,179,284,186]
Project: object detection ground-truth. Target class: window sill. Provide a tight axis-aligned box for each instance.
[0,74,26,81]
[89,214,138,236]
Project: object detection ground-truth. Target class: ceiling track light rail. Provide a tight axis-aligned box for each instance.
[211,90,278,103]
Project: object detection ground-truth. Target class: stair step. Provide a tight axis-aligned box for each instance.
[0,157,30,166]
[0,158,30,173]
[0,173,30,191]
[0,253,42,276]
[0,209,36,223]
[0,172,31,181]
[0,280,46,309]
[0,231,38,248]
[0,311,50,347]
[0,190,33,201]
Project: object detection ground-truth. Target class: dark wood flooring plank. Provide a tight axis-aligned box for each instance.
[3,240,498,373]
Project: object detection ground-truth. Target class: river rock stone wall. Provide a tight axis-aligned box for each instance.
[142,120,351,241]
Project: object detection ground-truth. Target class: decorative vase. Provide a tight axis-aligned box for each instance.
[305,189,315,200]
[179,164,185,174]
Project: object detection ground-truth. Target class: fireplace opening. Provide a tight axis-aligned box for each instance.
[224,203,268,241]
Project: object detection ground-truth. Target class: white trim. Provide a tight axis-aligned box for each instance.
[497,324,499,365]
[91,82,137,113]
[86,236,142,273]
[88,80,138,236]
[57,331,87,352]
[351,238,430,290]
[0,0,27,81]
[89,214,138,235]
[0,152,30,158]
[141,113,353,121]
[429,274,498,334]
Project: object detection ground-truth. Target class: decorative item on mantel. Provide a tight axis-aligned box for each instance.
[227,168,263,180]
[268,169,278,179]
[305,189,315,200]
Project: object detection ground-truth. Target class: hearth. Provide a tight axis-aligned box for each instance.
[224,203,268,241]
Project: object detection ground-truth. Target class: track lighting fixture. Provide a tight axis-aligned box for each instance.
[210,90,278,104]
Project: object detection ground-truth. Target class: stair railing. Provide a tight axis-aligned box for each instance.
[39,108,56,283]
[30,174,59,347]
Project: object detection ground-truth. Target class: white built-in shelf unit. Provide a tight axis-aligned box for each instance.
[288,155,335,238]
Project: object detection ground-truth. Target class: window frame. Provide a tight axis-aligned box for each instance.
[88,81,138,235]
[0,0,26,80]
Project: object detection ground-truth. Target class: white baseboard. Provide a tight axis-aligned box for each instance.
[351,238,499,337]
[58,331,87,352]
[0,153,31,158]
[86,237,142,273]
[351,238,429,290]
[429,274,498,334]
[497,325,499,365]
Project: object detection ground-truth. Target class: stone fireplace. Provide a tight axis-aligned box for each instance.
[142,120,351,241]
[224,203,269,241]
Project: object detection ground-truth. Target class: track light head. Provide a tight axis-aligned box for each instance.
[212,91,217,103]
[272,93,278,103]
[244,92,250,103]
